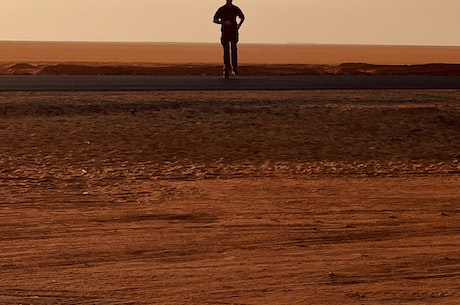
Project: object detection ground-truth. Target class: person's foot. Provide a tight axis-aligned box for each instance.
[223,68,230,79]
[232,68,239,76]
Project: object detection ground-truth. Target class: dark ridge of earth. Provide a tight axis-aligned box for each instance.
[4,63,460,76]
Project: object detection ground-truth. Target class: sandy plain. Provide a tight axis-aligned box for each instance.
[2,41,460,65]
[1,42,460,76]
[1,90,460,305]
[1,43,460,304]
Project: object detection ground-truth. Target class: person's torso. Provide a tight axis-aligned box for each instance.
[218,5,242,29]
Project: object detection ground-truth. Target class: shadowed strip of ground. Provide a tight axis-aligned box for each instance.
[1,75,460,91]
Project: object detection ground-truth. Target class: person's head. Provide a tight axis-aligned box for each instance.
[226,0,233,7]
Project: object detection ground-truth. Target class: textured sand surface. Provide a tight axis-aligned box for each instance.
[1,90,459,304]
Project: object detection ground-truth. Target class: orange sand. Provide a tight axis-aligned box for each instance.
[1,42,460,76]
[1,41,460,65]
[1,91,460,304]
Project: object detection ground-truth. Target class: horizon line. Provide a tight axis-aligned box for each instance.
[1,40,459,48]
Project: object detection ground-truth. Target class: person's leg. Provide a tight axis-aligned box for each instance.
[221,38,231,78]
[231,40,239,74]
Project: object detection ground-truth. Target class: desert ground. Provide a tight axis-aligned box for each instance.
[1,42,460,76]
[1,90,460,305]
[2,41,460,65]
[1,43,460,304]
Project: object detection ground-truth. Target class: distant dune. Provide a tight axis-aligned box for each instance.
[1,41,460,76]
[1,62,459,76]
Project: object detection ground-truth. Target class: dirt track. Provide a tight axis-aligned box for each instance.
[1,90,460,304]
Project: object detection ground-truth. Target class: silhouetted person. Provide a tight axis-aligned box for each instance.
[213,0,245,79]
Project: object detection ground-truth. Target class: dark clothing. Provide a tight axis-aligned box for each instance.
[214,4,245,73]
[214,4,245,41]
[221,39,238,72]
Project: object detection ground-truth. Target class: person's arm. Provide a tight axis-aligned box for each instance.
[213,10,222,24]
[237,9,245,28]
[214,14,232,26]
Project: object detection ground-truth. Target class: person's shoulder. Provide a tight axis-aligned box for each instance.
[233,5,243,12]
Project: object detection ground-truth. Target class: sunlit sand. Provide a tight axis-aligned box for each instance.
[0,41,459,64]
[1,42,460,304]
[1,41,460,76]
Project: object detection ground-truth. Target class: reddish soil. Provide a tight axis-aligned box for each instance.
[3,62,460,76]
[1,42,460,65]
[1,90,460,304]
[1,42,460,76]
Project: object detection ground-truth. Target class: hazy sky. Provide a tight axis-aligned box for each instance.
[1,0,459,45]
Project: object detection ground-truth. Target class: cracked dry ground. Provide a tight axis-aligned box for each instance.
[1,90,459,304]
